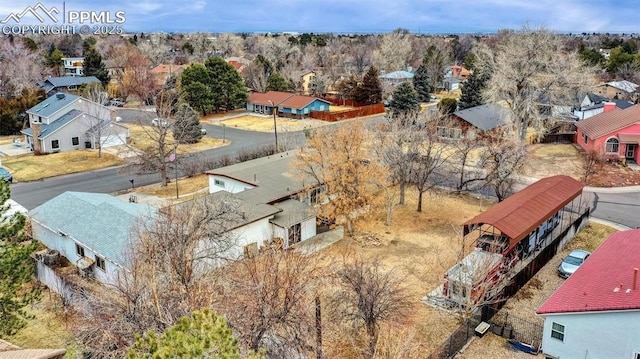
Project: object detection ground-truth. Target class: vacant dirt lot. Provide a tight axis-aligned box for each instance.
[325,187,493,352]
[218,115,327,132]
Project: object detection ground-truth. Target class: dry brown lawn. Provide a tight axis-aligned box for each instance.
[6,288,80,357]
[126,124,227,154]
[323,187,494,352]
[220,115,308,132]
[135,173,209,198]
[3,150,123,182]
[524,144,583,180]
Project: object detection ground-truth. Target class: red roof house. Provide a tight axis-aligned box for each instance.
[536,229,640,358]
[575,104,640,163]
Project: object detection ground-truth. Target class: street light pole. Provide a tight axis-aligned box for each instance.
[268,100,278,150]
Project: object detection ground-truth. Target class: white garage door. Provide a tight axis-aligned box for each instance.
[100,134,126,148]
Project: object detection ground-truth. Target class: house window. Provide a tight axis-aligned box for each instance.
[95,256,106,271]
[76,243,85,257]
[437,126,462,139]
[605,138,619,153]
[582,133,588,144]
[51,139,59,149]
[72,137,79,146]
[288,223,302,245]
[214,178,225,188]
[551,322,565,341]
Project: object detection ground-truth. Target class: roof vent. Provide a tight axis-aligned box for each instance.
[56,92,65,99]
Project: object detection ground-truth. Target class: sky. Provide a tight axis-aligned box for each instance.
[0,0,638,34]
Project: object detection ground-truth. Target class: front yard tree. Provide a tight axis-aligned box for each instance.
[127,309,261,359]
[336,75,360,101]
[422,45,448,94]
[480,26,597,141]
[83,46,110,85]
[483,138,528,202]
[355,66,382,105]
[266,71,291,92]
[173,102,203,144]
[458,69,489,110]
[215,250,322,356]
[0,180,38,337]
[388,82,420,116]
[331,255,412,358]
[412,62,431,102]
[293,123,388,234]
[180,57,247,114]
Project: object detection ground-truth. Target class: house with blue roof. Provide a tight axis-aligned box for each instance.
[30,192,157,285]
[37,76,101,96]
[21,92,128,154]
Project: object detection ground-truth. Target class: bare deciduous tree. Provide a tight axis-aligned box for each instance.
[374,30,412,72]
[215,250,324,357]
[478,26,597,141]
[482,137,528,202]
[330,255,413,358]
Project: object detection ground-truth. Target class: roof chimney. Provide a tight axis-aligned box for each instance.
[603,101,616,112]
[634,268,638,291]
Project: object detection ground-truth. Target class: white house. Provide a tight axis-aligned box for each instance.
[30,192,157,286]
[21,93,128,154]
[61,57,84,76]
[206,151,318,249]
[537,229,640,359]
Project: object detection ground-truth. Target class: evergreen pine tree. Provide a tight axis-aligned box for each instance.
[388,82,420,115]
[355,66,382,104]
[83,46,110,85]
[412,64,431,102]
[173,102,203,144]
[0,180,39,337]
[458,71,489,110]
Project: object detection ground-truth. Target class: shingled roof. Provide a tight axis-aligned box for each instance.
[247,91,330,110]
[575,104,640,139]
[452,104,509,131]
[537,229,640,315]
[463,176,583,251]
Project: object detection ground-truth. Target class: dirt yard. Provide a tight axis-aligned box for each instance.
[524,144,583,180]
[217,115,330,132]
[324,187,494,352]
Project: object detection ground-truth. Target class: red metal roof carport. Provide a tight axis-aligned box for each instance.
[463,175,584,253]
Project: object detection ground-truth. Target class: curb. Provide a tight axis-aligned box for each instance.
[588,217,633,231]
[584,185,640,194]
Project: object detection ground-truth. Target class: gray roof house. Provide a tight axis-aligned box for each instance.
[437,104,509,140]
[21,93,128,154]
[206,151,318,250]
[37,76,101,96]
[29,192,157,286]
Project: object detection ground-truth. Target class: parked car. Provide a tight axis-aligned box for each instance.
[151,118,170,127]
[109,99,125,107]
[558,249,591,278]
[200,128,207,135]
[0,168,13,183]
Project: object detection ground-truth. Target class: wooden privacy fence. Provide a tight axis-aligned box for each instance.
[310,103,385,122]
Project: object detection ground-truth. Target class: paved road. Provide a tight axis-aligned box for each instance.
[590,192,640,229]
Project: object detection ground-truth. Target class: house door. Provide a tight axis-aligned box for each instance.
[626,144,637,160]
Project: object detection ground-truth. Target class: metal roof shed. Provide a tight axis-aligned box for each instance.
[463,175,584,253]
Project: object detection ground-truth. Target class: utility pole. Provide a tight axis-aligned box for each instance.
[268,100,279,150]
[315,296,323,359]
